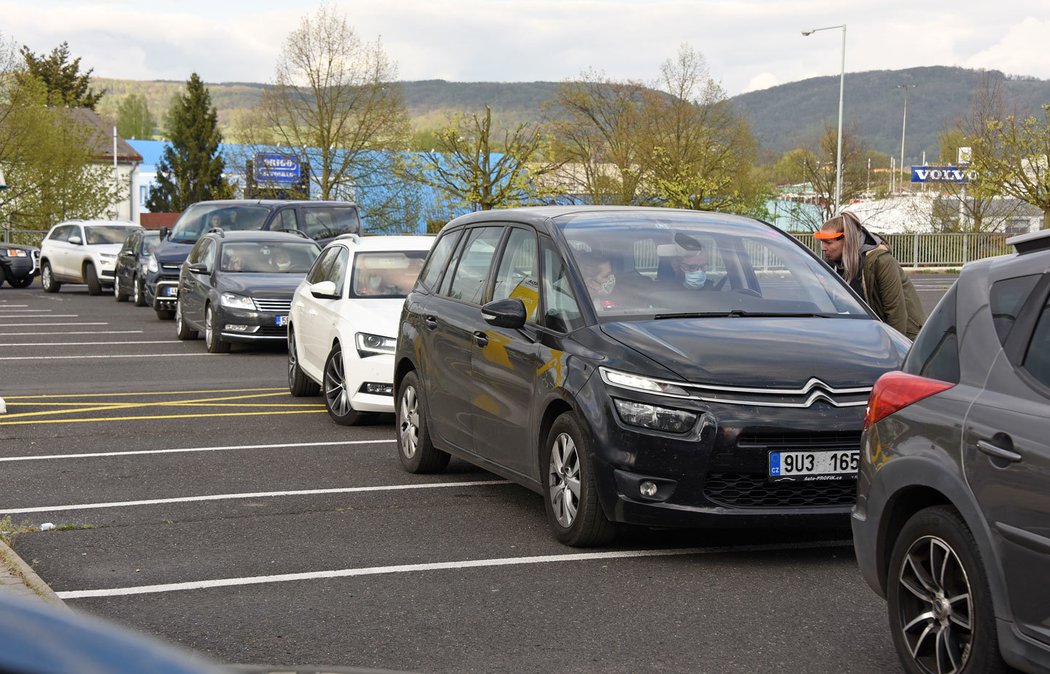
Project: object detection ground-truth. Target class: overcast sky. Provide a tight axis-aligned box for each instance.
[4,0,1049,96]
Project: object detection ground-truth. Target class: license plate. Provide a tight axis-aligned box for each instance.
[164,286,178,297]
[768,450,858,481]
[276,315,288,326]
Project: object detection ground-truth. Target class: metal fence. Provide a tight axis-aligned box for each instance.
[792,232,1014,268]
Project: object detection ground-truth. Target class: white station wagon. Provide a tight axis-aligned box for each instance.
[287,234,434,424]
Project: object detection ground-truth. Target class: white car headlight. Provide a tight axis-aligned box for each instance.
[220,292,255,310]
[148,255,159,273]
[599,367,691,398]
[356,332,396,357]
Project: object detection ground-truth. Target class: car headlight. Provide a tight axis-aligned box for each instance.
[614,399,698,433]
[97,253,116,261]
[356,332,396,357]
[220,292,255,310]
[599,367,690,398]
[3,248,27,257]
[148,255,159,273]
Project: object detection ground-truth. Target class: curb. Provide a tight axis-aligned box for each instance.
[0,538,69,610]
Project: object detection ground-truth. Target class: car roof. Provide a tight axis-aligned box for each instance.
[207,230,319,244]
[439,205,772,235]
[187,199,357,208]
[333,235,434,252]
[52,220,139,228]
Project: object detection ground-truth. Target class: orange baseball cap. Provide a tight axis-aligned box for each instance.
[814,230,844,240]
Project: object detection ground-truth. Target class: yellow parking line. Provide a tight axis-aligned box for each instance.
[3,387,286,400]
[0,391,315,421]
[0,409,329,426]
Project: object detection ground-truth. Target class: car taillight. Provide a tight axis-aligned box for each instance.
[864,371,954,430]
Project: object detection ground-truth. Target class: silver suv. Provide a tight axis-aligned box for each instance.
[853,230,1050,673]
[40,220,141,295]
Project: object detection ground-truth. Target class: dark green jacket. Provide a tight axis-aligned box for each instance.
[861,244,925,340]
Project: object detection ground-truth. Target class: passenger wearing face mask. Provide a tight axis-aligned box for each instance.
[579,253,617,308]
[673,249,711,290]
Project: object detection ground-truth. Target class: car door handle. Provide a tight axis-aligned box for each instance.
[976,439,1022,463]
[423,315,438,330]
[473,331,489,347]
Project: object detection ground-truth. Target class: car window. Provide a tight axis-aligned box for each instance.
[274,209,298,233]
[141,233,159,256]
[492,228,539,321]
[418,230,461,291]
[170,204,272,243]
[306,247,339,284]
[540,237,584,333]
[186,237,209,265]
[200,239,216,271]
[990,274,1041,346]
[329,247,350,295]
[220,242,319,273]
[1022,295,1050,389]
[903,284,960,383]
[120,231,138,254]
[443,226,503,304]
[301,206,361,239]
[85,226,136,245]
[350,251,428,298]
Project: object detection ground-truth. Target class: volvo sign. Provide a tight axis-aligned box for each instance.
[911,166,978,183]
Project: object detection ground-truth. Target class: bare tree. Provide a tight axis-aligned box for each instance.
[793,124,868,228]
[252,4,409,207]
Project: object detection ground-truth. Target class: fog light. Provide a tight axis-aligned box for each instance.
[225,324,250,332]
[362,382,394,396]
[639,481,658,498]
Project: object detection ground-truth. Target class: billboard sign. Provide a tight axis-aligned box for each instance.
[911,166,977,183]
[254,153,302,188]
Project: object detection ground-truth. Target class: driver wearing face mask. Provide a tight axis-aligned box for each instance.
[675,249,710,290]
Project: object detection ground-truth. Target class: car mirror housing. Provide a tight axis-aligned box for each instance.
[68,236,83,245]
[309,280,340,299]
[188,262,209,275]
[159,227,169,240]
[482,298,527,329]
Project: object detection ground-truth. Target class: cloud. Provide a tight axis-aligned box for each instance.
[964,17,1050,77]
[743,73,780,93]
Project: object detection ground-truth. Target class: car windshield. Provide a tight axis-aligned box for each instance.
[170,204,272,244]
[350,251,429,298]
[219,242,319,273]
[85,225,137,245]
[556,211,869,321]
[140,232,159,256]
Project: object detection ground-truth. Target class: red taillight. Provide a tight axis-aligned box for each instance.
[863,371,954,430]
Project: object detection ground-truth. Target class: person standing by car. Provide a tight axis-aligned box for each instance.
[816,211,925,339]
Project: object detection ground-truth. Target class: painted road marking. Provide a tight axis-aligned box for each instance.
[0,480,511,514]
[56,540,853,599]
[0,353,221,361]
[0,408,325,426]
[0,322,108,327]
[0,331,144,336]
[0,439,396,462]
[5,388,287,399]
[0,309,56,312]
[3,340,183,347]
[0,314,80,318]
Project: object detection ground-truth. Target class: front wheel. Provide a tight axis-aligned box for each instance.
[542,413,615,547]
[85,263,102,295]
[323,344,366,425]
[10,276,34,289]
[288,329,320,397]
[204,305,230,353]
[887,506,1005,674]
[175,301,198,340]
[41,262,61,293]
[114,276,129,302]
[396,370,449,473]
[133,276,146,306]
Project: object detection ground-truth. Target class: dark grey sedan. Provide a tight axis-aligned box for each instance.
[853,229,1050,674]
[174,230,320,353]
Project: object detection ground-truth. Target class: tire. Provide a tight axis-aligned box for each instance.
[10,276,34,289]
[175,301,198,340]
[542,413,616,547]
[41,262,61,293]
[0,265,6,287]
[323,343,367,425]
[133,276,147,306]
[886,506,1005,674]
[204,304,230,353]
[85,263,101,295]
[396,370,450,473]
[114,276,129,302]
[155,308,175,320]
[287,329,320,397]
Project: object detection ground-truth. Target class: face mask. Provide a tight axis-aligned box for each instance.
[684,270,707,288]
[597,275,616,296]
[368,274,382,289]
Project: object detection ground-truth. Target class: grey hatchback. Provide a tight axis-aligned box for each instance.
[853,230,1050,673]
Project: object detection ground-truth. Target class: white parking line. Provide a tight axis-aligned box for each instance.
[0,353,221,361]
[0,480,511,514]
[0,314,80,318]
[0,331,144,336]
[0,309,54,312]
[0,439,396,462]
[0,322,107,327]
[56,540,853,599]
[3,340,181,347]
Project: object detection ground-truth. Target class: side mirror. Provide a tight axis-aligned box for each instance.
[482,298,527,329]
[187,262,209,275]
[68,235,83,245]
[309,280,340,299]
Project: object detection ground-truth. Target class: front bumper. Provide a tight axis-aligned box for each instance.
[150,275,180,311]
[343,352,396,413]
[3,255,39,280]
[216,306,290,343]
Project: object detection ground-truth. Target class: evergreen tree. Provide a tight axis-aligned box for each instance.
[116,93,154,139]
[147,73,231,212]
[18,42,104,109]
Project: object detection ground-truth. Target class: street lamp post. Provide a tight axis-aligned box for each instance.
[802,24,846,215]
[897,84,917,195]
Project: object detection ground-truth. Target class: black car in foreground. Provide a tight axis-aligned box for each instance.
[147,199,360,319]
[175,230,320,353]
[854,229,1050,674]
[0,244,39,288]
[113,228,160,305]
[394,206,911,546]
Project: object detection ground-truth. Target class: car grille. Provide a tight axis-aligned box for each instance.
[683,378,871,408]
[252,298,292,312]
[737,430,862,450]
[256,325,287,337]
[704,473,857,508]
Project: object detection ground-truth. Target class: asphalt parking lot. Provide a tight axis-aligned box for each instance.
[0,276,955,672]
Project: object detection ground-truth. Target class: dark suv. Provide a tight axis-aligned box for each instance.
[854,230,1050,674]
[147,199,359,319]
[393,206,909,546]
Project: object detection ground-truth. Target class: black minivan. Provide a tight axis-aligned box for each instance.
[146,199,359,319]
[393,206,910,546]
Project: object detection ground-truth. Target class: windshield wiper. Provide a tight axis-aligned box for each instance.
[654,310,831,319]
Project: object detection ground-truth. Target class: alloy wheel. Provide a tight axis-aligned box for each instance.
[896,535,974,674]
[324,352,351,417]
[133,278,142,305]
[205,307,214,347]
[548,432,581,528]
[399,385,419,459]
